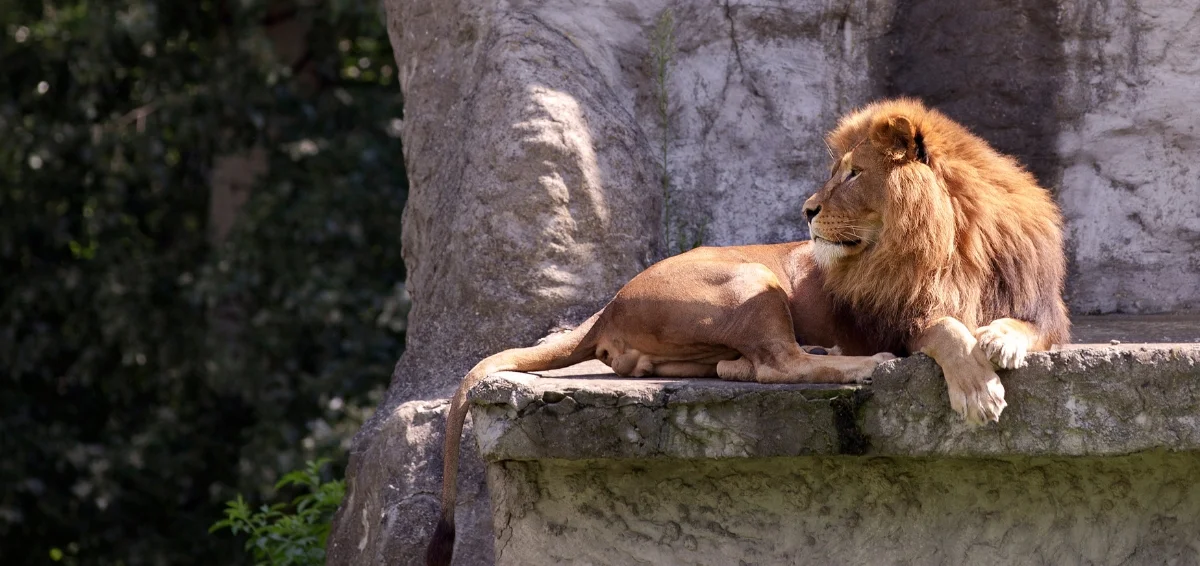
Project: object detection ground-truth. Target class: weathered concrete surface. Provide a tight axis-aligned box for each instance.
[1071,314,1200,344]
[336,0,1200,563]
[489,455,1200,566]
[474,346,1200,461]
[474,346,1200,565]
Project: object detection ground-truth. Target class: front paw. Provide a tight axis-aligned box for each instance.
[975,322,1028,369]
[943,354,1007,425]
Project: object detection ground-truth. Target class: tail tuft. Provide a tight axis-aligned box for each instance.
[425,516,456,566]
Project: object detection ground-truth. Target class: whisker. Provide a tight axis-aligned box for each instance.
[829,224,870,234]
[825,224,876,243]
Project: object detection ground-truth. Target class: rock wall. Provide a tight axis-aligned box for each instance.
[330,1,1200,564]
[1056,1,1200,313]
[326,2,660,564]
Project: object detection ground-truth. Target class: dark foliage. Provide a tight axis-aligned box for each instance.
[0,1,406,563]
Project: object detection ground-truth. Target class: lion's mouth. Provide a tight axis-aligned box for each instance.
[814,236,862,247]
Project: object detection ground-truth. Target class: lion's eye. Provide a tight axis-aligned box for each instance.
[846,168,861,180]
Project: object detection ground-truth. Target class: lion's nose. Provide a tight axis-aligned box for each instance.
[804,205,821,222]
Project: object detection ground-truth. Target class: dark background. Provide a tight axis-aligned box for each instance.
[0,0,408,563]
[870,0,1066,190]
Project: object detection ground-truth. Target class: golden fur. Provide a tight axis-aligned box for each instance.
[809,97,1069,351]
[426,98,1069,565]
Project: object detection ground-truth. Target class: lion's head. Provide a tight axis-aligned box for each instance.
[802,98,1069,347]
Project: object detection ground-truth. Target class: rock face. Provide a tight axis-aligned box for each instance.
[330,0,1200,564]
[1055,1,1200,313]
[326,2,660,564]
[474,346,1200,565]
[870,0,1200,313]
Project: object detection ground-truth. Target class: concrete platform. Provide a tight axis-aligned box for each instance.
[1068,313,1200,344]
[469,316,1200,565]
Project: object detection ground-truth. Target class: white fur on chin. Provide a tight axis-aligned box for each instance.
[811,238,848,267]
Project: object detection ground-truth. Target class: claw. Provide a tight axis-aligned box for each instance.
[945,360,1007,426]
[975,323,1029,370]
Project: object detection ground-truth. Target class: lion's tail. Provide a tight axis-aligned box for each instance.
[426,309,605,566]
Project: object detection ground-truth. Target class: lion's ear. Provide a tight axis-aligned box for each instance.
[869,114,928,164]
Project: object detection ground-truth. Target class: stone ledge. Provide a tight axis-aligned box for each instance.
[470,344,1200,462]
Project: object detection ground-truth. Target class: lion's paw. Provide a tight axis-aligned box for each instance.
[975,322,1028,370]
[943,358,1007,426]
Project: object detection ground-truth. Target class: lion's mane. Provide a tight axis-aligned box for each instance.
[823,98,1069,351]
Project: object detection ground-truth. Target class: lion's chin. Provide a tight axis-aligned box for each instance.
[811,236,865,267]
[814,236,863,247]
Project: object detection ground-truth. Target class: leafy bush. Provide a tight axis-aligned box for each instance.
[211,460,345,566]
[0,1,406,564]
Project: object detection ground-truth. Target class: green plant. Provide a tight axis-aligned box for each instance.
[649,8,708,257]
[210,460,345,566]
[650,7,676,249]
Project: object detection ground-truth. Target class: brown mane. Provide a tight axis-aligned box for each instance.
[822,98,1069,351]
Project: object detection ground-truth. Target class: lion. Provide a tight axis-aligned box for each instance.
[426,97,1069,565]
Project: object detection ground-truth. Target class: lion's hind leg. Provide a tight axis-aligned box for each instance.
[609,348,654,377]
[716,340,892,385]
[711,268,891,385]
[653,361,719,377]
[728,343,893,385]
[715,357,755,382]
